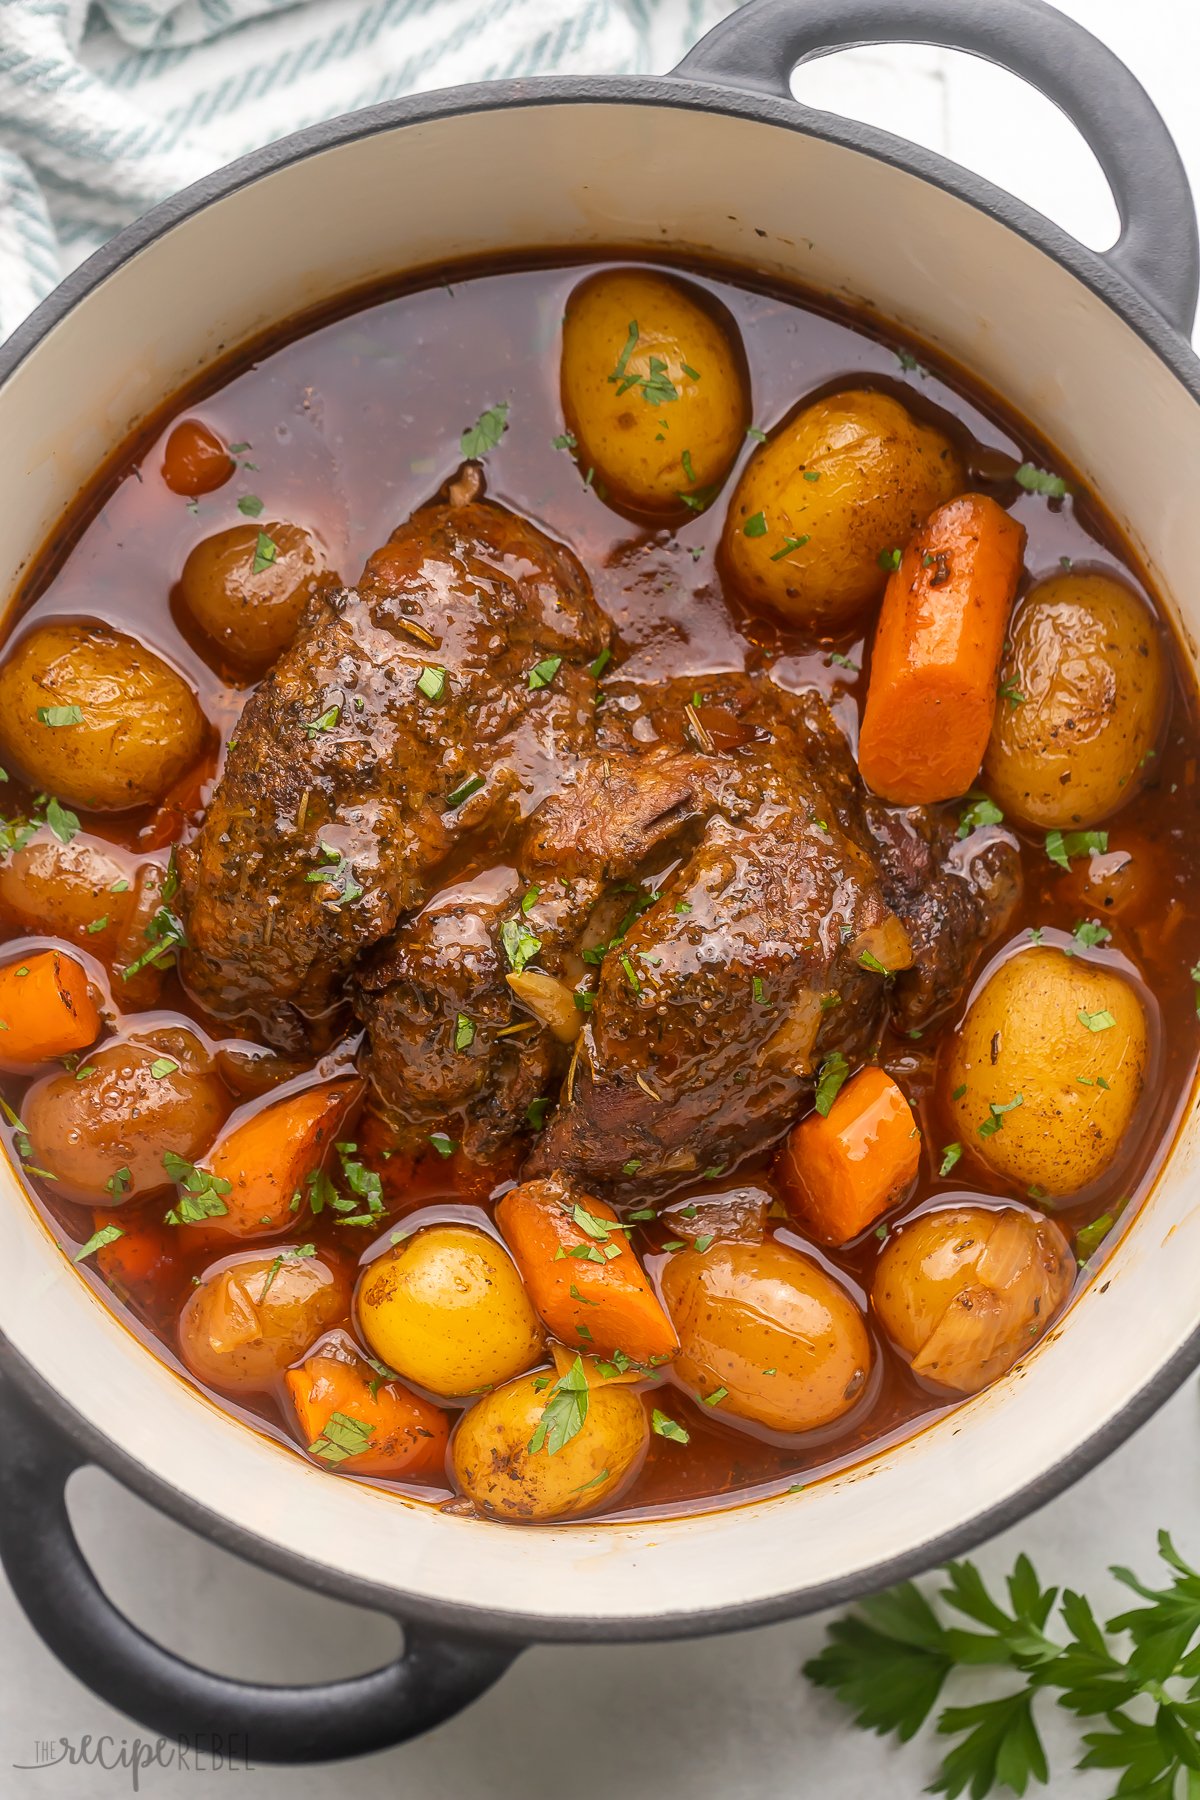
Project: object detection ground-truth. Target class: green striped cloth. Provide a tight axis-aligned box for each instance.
[0,0,738,339]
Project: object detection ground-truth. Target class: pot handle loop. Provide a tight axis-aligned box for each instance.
[0,1375,517,1763]
[673,0,1199,336]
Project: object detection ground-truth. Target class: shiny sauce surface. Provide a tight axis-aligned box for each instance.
[6,256,1200,1521]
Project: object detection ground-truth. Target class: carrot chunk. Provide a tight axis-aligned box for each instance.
[496,1176,678,1365]
[777,1067,920,1246]
[200,1076,362,1238]
[286,1331,449,1479]
[857,493,1026,805]
[0,948,100,1064]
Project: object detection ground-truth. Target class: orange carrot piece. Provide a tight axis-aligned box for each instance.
[777,1067,920,1246]
[496,1176,678,1364]
[286,1333,449,1479]
[0,948,100,1064]
[200,1076,362,1239]
[857,493,1026,805]
[89,1209,177,1293]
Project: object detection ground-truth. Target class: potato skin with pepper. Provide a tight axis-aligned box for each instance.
[179,521,330,672]
[356,1224,543,1398]
[984,572,1166,829]
[451,1369,649,1521]
[23,1028,226,1205]
[560,269,748,516]
[945,947,1148,1197]
[872,1204,1073,1394]
[722,388,964,628]
[0,621,206,811]
[179,1249,351,1392]
[660,1237,871,1434]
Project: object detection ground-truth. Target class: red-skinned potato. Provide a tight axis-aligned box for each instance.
[179,1248,351,1393]
[872,1204,1073,1393]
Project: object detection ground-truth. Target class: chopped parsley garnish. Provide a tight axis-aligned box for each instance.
[528,656,562,691]
[237,494,264,517]
[939,1142,963,1178]
[105,1166,131,1198]
[1078,1008,1116,1032]
[589,647,612,680]
[162,1152,232,1225]
[309,1410,375,1466]
[501,914,541,973]
[619,953,641,993]
[251,530,278,573]
[528,1355,589,1456]
[428,1132,457,1158]
[445,774,485,810]
[693,1234,714,1253]
[701,1386,728,1407]
[122,904,187,978]
[743,511,768,538]
[416,665,446,701]
[74,1224,123,1264]
[526,1098,550,1132]
[260,1242,317,1298]
[609,320,639,385]
[998,679,1025,708]
[746,426,767,443]
[622,1159,642,1176]
[752,975,770,1006]
[45,797,81,845]
[37,705,82,728]
[815,1052,850,1118]
[1071,919,1112,949]
[552,430,577,452]
[651,1409,690,1445]
[978,1093,1023,1139]
[957,794,1004,838]
[305,700,341,737]
[303,845,363,908]
[454,1012,475,1052]
[877,547,902,572]
[521,885,540,914]
[148,1057,178,1079]
[1045,828,1108,870]
[769,534,810,560]
[1015,462,1069,498]
[460,400,509,458]
[858,949,889,975]
[827,651,857,670]
[87,915,108,934]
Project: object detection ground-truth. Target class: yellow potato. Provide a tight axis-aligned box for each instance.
[984,571,1166,829]
[451,1367,649,1521]
[179,1249,351,1393]
[873,1204,1073,1394]
[722,388,964,628]
[179,521,329,672]
[356,1224,543,1398]
[659,1238,871,1434]
[0,621,206,811]
[23,1026,227,1205]
[560,269,748,516]
[945,947,1148,1197]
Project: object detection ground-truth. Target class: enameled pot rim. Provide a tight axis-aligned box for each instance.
[2,70,1199,1645]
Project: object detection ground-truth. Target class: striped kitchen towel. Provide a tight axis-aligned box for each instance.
[0,0,738,341]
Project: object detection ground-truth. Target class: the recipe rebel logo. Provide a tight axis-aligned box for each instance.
[12,1734,255,1790]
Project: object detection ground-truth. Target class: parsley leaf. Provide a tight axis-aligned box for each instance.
[1046,829,1108,871]
[251,530,278,574]
[957,794,1004,838]
[74,1224,123,1264]
[651,1409,690,1445]
[37,705,82,728]
[1015,462,1070,498]
[461,401,509,458]
[815,1052,850,1118]
[528,1355,589,1456]
[501,914,541,974]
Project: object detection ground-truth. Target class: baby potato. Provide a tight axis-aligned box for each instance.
[0,621,206,811]
[945,947,1148,1197]
[179,521,329,672]
[873,1204,1073,1394]
[722,388,964,628]
[23,1027,226,1205]
[660,1238,871,1434]
[179,1248,351,1393]
[452,1367,649,1522]
[0,826,137,960]
[356,1224,543,1398]
[984,572,1166,829]
[560,269,748,516]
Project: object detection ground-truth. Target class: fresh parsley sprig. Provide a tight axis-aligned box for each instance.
[805,1533,1200,1799]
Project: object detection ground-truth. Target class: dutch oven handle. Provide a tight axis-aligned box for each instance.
[674,0,1199,337]
[0,1374,518,1763]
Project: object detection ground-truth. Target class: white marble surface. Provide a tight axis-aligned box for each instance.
[3,0,1199,1793]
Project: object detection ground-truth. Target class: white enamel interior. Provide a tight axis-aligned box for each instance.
[1,100,1198,1631]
